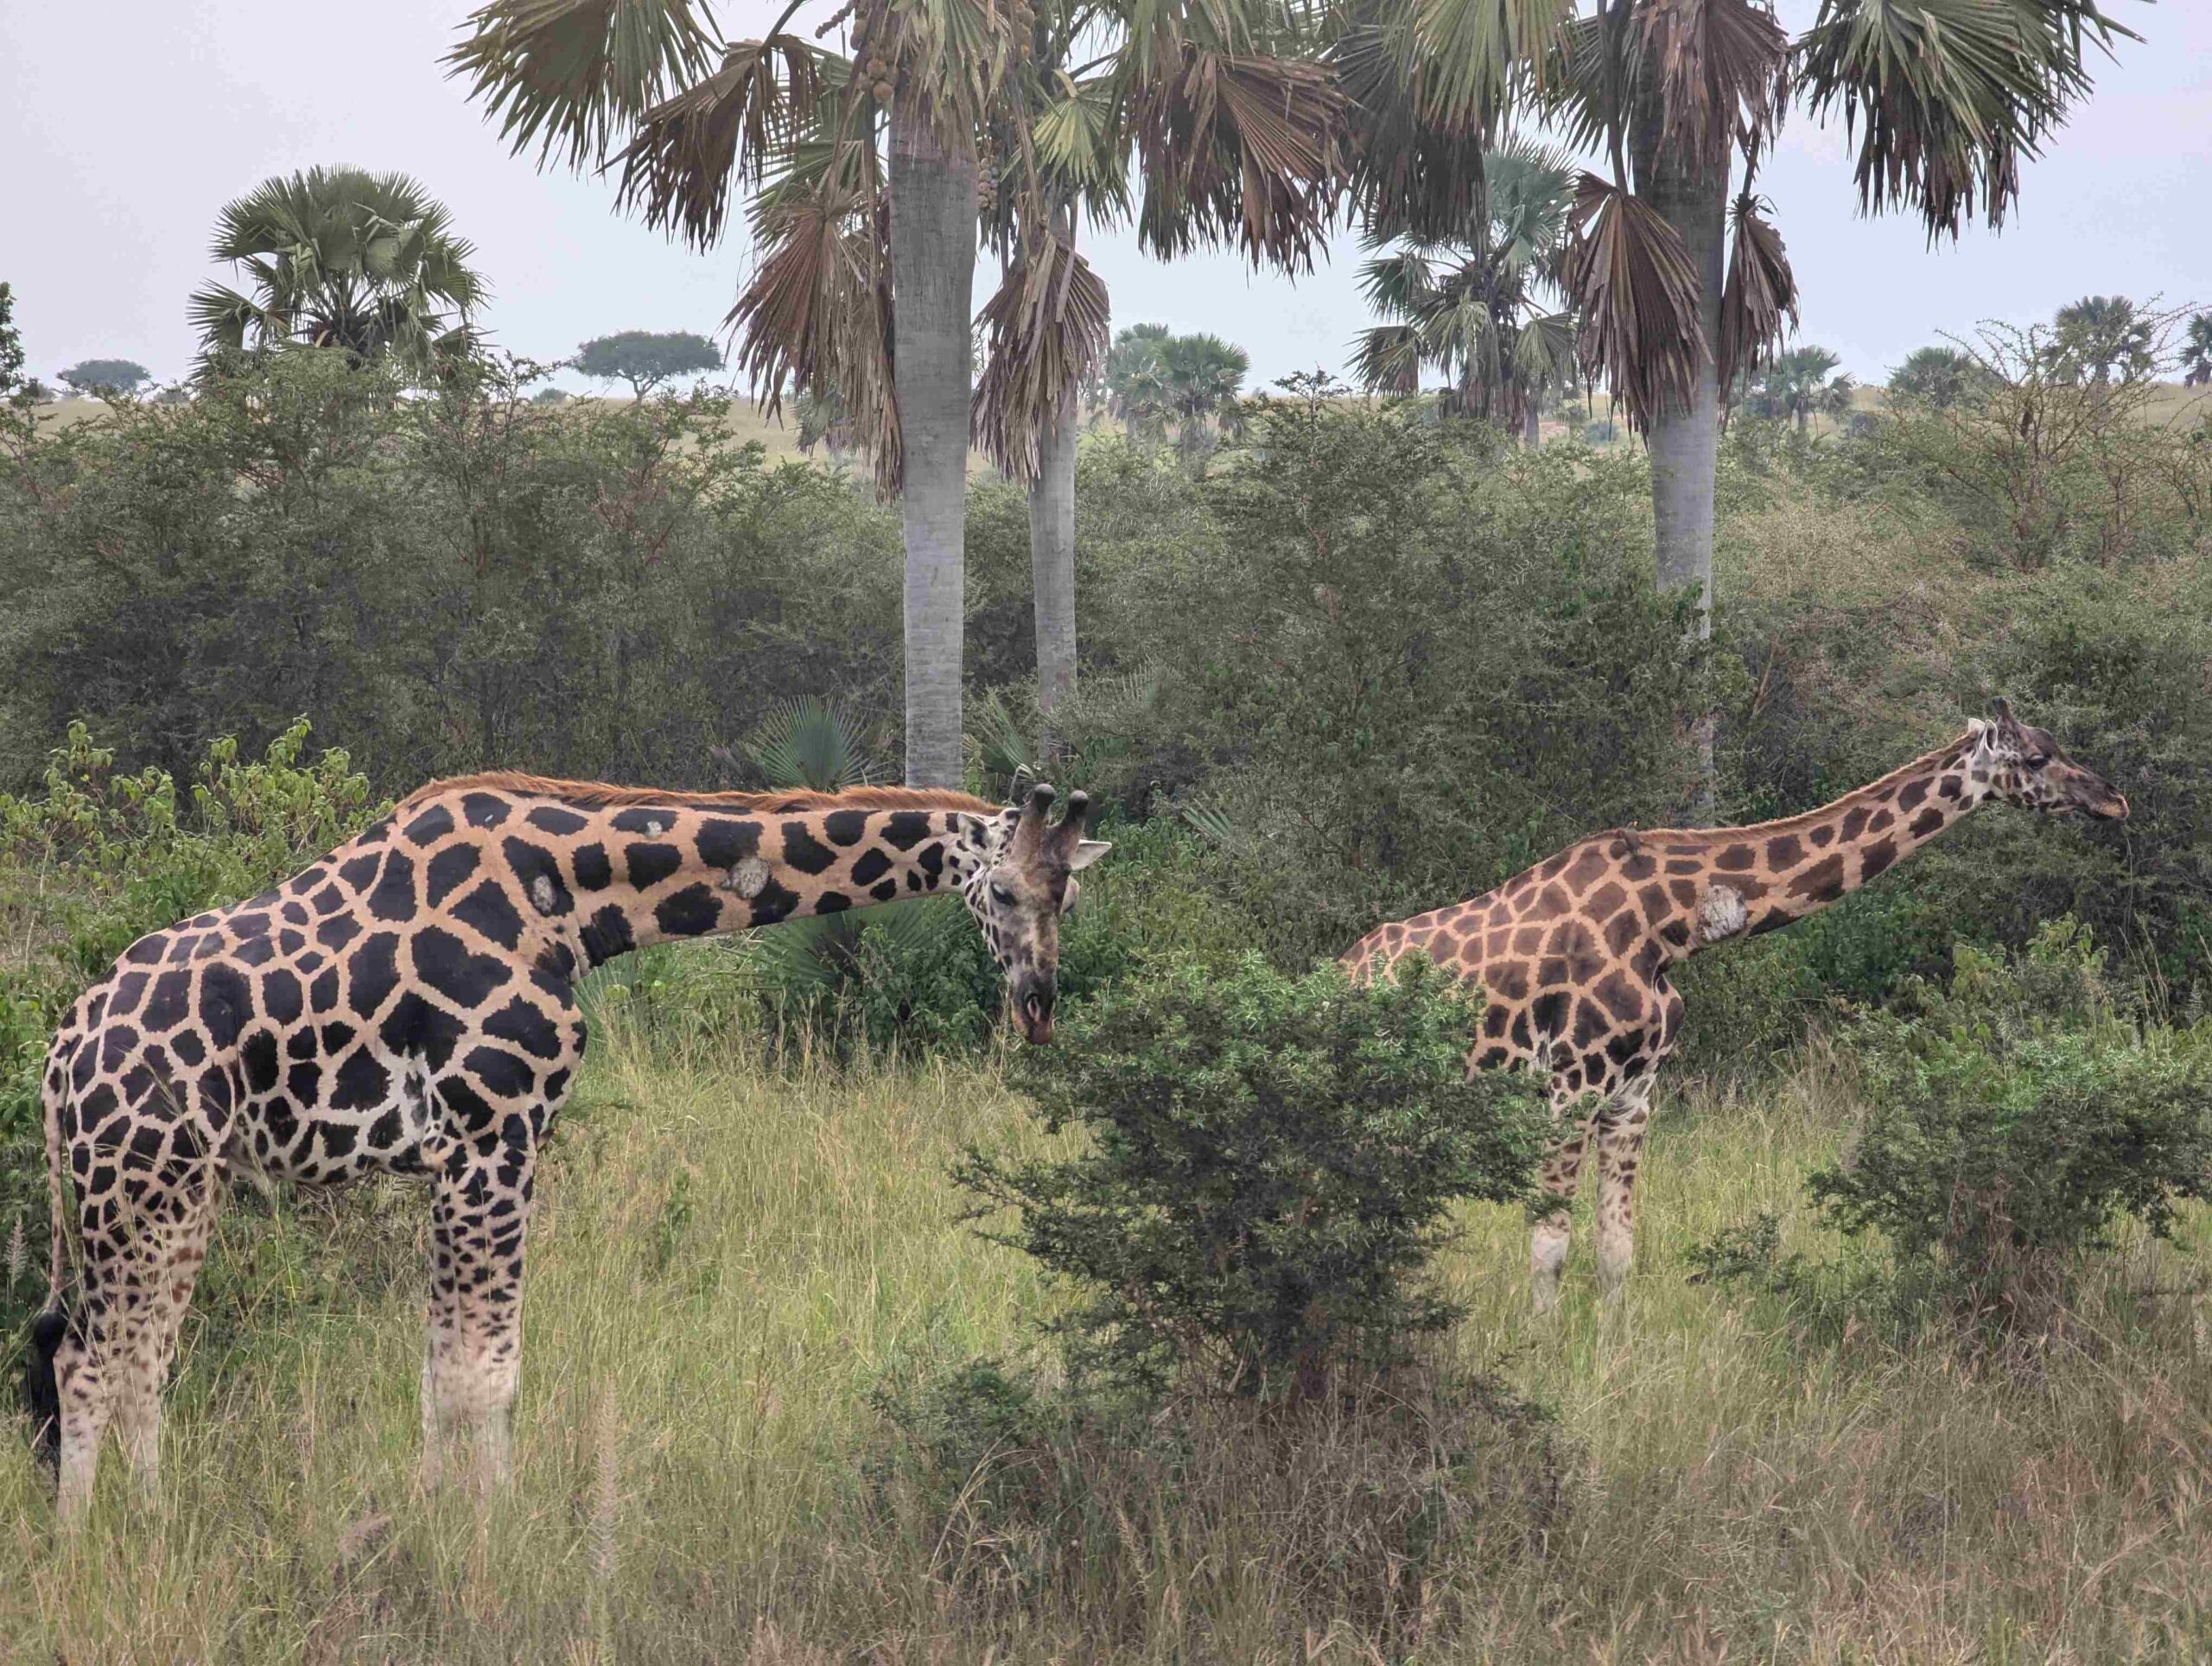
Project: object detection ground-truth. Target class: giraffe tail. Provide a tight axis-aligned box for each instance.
[24,1034,78,1475]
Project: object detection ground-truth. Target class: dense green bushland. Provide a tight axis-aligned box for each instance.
[4,352,2205,1061]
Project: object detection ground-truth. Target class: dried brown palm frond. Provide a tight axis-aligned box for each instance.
[1562,171,1705,432]
[1796,0,2134,240]
[1635,0,1789,167]
[972,230,1112,480]
[1717,189,1796,388]
[727,168,899,489]
[613,35,839,248]
[447,0,718,171]
[1128,48,1347,272]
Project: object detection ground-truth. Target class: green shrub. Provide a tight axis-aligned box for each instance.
[1808,922,2212,1310]
[964,952,1548,1397]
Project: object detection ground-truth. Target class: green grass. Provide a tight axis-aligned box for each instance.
[7,1014,2212,1661]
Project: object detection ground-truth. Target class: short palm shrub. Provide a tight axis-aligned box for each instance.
[966,951,1548,1397]
[1809,921,2212,1310]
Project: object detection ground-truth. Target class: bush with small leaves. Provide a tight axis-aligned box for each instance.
[965,951,1548,1398]
[1809,921,2212,1312]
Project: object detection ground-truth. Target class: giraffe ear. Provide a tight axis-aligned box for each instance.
[1068,839,1112,872]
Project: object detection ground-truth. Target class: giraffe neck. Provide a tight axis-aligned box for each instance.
[401,787,1000,981]
[1663,735,1989,956]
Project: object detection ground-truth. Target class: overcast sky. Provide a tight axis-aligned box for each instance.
[3,0,2203,397]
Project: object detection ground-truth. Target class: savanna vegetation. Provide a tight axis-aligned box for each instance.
[3,299,2212,1655]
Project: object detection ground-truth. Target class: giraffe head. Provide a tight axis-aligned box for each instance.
[1971,698,2129,822]
[963,783,1110,1043]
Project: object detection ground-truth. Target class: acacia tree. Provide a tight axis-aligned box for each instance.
[57,359,151,397]
[575,328,723,397]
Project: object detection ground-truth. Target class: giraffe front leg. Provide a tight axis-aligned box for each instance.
[1593,1077,1656,1300]
[422,1122,537,1498]
[1530,1098,1592,1315]
[113,1156,221,1505]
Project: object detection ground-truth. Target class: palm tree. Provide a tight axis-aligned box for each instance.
[2050,294,2153,385]
[1353,137,1577,442]
[2185,314,2212,389]
[188,168,486,374]
[454,0,1338,785]
[1746,344,1849,432]
[1890,345,1991,410]
[1105,323,1174,444]
[1344,0,2135,811]
[1160,334,1250,474]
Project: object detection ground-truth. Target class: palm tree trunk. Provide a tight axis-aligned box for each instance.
[1524,400,1541,447]
[890,99,979,789]
[1030,388,1078,763]
[1631,99,1728,821]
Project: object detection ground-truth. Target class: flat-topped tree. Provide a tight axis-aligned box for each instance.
[575,328,723,398]
[57,359,150,397]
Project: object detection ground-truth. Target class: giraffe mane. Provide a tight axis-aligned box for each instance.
[396,771,1001,817]
[1630,730,1981,843]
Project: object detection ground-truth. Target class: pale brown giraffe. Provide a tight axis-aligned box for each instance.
[1344,701,2128,1311]
[29,774,1106,1526]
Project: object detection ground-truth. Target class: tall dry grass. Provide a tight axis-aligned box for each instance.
[6,1016,2212,1662]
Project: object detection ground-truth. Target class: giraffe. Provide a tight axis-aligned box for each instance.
[1344,700,2128,1312]
[27,773,1108,1525]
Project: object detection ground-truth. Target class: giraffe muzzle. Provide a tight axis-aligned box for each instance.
[1016,983,1057,1045]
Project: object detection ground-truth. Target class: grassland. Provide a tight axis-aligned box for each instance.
[7,994,2212,1663]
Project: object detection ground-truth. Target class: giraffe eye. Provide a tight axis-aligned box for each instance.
[2025,754,2050,769]
[989,883,1014,907]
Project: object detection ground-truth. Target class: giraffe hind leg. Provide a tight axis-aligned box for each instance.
[1593,1076,1656,1300]
[1530,1091,1595,1314]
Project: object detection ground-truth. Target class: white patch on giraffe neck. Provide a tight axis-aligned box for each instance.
[645,817,665,836]
[726,855,770,899]
[529,874,559,915]
[1698,884,1750,944]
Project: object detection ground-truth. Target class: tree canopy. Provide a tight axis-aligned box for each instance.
[188,167,486,375]
[575,329,724,397]
[57,359,150,396]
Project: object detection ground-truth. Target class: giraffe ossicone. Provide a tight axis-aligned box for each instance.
[1344,699,2127,1313]
[28,772,1107,1526]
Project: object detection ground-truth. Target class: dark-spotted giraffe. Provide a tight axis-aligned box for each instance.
[29,774,1107,1523]
[1345,701,2128,1311]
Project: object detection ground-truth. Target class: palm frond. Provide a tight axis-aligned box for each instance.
[446,0,718,172]
[1333,19,1492,243]
[745,696,876,792]
[727,165,899,489]
[1351,321,1427,392]
[1796,0,2135,240]
[1716,190,1796,388]
[1407,0,1573,130]
[1562,171,1705,432]
[1128,48,1347,272]
[1636,0,1789,167]
[613,37,840,248]
[972,228,1113,481]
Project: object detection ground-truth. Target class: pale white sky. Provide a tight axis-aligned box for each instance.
[3,0,2203,397]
